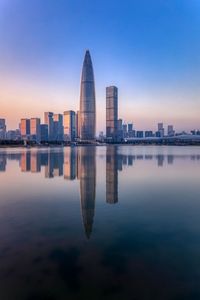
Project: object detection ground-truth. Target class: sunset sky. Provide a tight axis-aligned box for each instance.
[0,0,200,132]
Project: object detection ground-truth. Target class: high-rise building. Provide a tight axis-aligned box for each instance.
[40,124,48,142]
[0,119,6,140]
[167,125,175,137]
[122,123,128,138]
[158,123,164,137]
[20,119,30,139]
[117,119,123,140]
[128,123,135,138]
[30,118,41,142]
[63,110,76,141]
[76,111,81,138]
[106,86,118,141]
[44,112,54,141]
[53,114,63,141]
[80,50,96,140]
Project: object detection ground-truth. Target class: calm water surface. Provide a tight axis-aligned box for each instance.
[0,145,200,300]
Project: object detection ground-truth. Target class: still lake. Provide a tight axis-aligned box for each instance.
[0,145,200,300]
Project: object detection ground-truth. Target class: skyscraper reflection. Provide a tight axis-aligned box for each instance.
[30,151,41,173]
[20,152,31,172]
[0,153,6,172]
[45,152,64,178]
[64,148,77,180]
[78,146,96,239]
[106,146,118,204]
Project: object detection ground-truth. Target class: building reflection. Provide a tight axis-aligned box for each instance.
[21,152,31,172]
[106,146,118,204]
[64,148,76,180]
[0,153,6,172]
[78,146,96,239]
[1,147,200,239]
[45,152,64,178]
[30,151,41,173]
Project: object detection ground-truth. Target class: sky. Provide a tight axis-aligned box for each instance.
[0,0,200,132]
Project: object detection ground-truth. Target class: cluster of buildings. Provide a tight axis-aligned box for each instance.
[0,50,199,143]
[20,111,76,143]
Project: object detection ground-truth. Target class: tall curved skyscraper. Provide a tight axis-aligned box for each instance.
[80,50,96,140]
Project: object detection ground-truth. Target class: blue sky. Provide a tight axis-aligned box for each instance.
[0,0,199,132]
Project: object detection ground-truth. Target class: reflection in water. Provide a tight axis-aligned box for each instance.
[1,147,200,239]
[106,146,118,204]
[0,153,6,171]
[64,147,76,180]
[0,149,199,175]
[78,147,96,239]
[0,146,200,299]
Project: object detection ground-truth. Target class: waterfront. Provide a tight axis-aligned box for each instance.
[0,145,200,299]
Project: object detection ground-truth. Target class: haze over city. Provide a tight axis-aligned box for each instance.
[0,0,200,132]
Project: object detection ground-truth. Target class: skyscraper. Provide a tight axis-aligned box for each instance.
[44,112,54,141]
[30,118,41,142]
[63,110,76,141]
[0,119,6,140]
[80,50,96,140]
[158,122,164,138]
[106,86,118,142]
[76,110,81,139]
[20,119,30,139]
[53,114,63,141]
[167,125,175,137]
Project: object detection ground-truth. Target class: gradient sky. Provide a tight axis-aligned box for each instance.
[0,0,200,132]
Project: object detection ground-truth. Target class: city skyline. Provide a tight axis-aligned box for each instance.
[0,0,199,132]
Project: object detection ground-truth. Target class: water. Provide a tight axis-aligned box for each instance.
[0,145,200,300]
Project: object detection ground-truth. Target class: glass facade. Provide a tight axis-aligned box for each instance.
[63,110,76,141]
[80,50,96,140]
[106,86,118,141]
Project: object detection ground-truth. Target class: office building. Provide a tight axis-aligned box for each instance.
[80,50,96,140]
[106,86,118,141]
[53,114,63,141]
[0,119,6,140]
[123,123,128,138]
[40,124,48,142]
[30,118,41,142]
[158,123,164,137]
[128,123,135,138]
[44,112,54,141]
[20,119,30,139]
[63,110,76,142]
[118,119,123,140]
[145,131,153,138]
[76,111,81,138]
[136,131,144,138]
[167,125,175,137]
